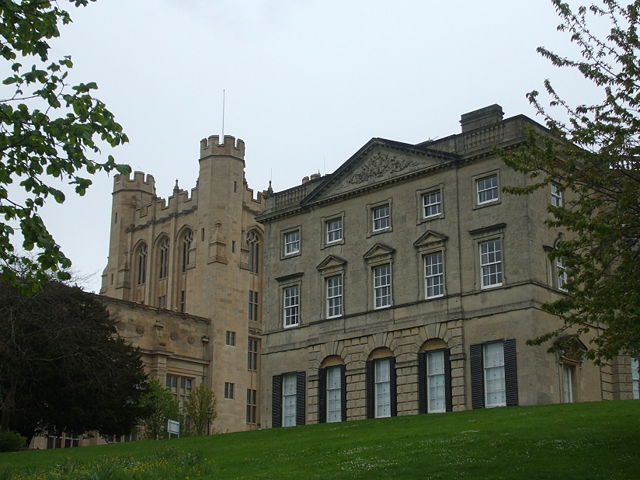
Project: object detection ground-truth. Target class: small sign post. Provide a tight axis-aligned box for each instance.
[167,419,180,439]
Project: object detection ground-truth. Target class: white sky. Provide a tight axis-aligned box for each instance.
[31,0,595,292]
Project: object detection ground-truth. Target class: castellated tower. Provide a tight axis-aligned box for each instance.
[100,135,266,434]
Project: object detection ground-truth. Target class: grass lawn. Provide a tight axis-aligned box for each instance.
[1,400,639,479]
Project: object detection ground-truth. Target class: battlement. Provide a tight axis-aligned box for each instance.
[199,135,245,159]
[113,171,156,194]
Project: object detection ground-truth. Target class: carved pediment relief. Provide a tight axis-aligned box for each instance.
[347,151,419,185]
[363,243,396,262]
[414,230,448,249]
[317,255,347,272]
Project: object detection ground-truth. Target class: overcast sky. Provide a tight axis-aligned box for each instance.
[33,0,596,292]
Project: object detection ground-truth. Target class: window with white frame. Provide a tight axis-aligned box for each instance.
[562,364,574,403]
[283,285,300,327]
[422,190,442,218]
[282,373,297,427]
[483,342,506,407]
[283,230,300,256]
[326,217,343,243]
[557,257,568,291]
[479,239,502,288]
[372,204,390,232]
[326,366,342,423]
[375,358,391,418]
[424,251,444,298]
[476,174,499,205]
[632,358,639,400]
[550,182,563,207]
[373,264,392,309]
[326,274,343,318]
[427,350,446,413]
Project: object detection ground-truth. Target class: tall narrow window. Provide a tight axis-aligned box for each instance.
[247,230,261,273]
[326,366,343,423]
[373,264,391,308]
[476,174,499,205]
[427,351,446,413]
[181,229,193,272]
[248,290,259,321]
[224,382,235,399]
[422,190,442,218]
[479,239,502,288]
[372,204,390,231]
[483,342,506,407]
[550,182,563,207]
[179,290,186,312]
[374,358,391,418]
[136,244,147,285]
[326,274,343,318]
[158,237,170,279]
[424,251,444,298]
[557,257,567,291]
[246,389,257,424]
[326,217,343,243]
[562,364,574,403]
[631,358,639,400]
[247,338,259,371]
[283,285,300,327]
[282,373,297,427]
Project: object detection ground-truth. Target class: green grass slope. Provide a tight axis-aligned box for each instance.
[1,401,639,479]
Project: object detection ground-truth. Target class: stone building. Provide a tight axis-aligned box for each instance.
[100,135,265,434]
[256,104,637,428]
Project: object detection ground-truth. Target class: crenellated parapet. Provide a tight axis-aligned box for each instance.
[113,171,156,195]
[200,135,245,159]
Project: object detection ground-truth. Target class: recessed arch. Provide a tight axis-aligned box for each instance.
[419,338,448,352]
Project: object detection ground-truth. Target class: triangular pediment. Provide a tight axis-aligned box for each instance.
[363,243,396,261]
[414,230,448,249]
[302,139,458,205]
[316,255,347,272]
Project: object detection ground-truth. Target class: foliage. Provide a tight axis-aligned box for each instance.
[1,401,639,479]
[137,379,180,440]
[0,431,25,452]
[184,383,216,436]
[0,0,130,290]
[0,279,148,441]
[502,0,640,361]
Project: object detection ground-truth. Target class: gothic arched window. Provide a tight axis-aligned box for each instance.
[158,237,170,279]
[181,229,193,273]
[247,230,261,274]
[136,243,147,285]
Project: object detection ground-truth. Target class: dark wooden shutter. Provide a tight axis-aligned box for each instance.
[318,368,327,424]
[272,375,282,427]
[470,343,485,409]
[296,371,306,425]
[417,352,427,414]
[340,364,347,421]
[390,357,397,417]
[504,339,519,407]
[366,360,375,419]
[444,348,453,412]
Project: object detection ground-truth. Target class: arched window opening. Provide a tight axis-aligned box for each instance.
[247,230,261,274]
[136,243,147,285]
[158,237,170,279]
[181,229,193,273]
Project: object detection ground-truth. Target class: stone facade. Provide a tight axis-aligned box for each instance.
[257,104,635,429]
[100,135,265,434]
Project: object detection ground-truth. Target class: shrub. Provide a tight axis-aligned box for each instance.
[0,430,26,452]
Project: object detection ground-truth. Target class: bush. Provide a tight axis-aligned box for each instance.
[0,430,26,452]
